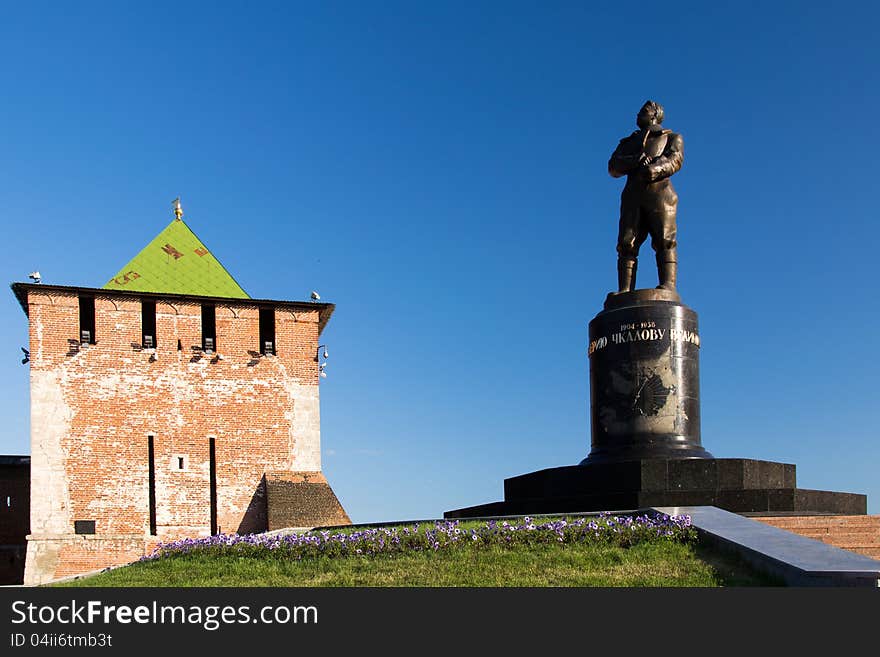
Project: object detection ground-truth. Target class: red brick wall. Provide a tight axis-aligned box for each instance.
[51,537,152,579]
[24,289,331,582]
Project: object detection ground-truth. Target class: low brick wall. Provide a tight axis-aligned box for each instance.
[24,535,159,585]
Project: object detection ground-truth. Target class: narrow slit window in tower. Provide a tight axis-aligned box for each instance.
[148,435,157,536]
[209,437,218,535]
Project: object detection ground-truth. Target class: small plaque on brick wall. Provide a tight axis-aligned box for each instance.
[74,520,96,535]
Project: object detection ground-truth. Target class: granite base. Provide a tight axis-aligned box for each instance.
[443,458,867,518]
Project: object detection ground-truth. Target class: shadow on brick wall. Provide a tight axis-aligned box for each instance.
[236,475,268,535]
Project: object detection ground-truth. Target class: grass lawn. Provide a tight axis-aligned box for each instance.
[56,540,777,587]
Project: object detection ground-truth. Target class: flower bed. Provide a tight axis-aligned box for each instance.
[143,512,694,562]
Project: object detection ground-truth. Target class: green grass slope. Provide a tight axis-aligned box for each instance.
[58,541,773,587]
[56,516,779,587]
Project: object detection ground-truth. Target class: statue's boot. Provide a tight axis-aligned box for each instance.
[617,257,637,292]
[656,251,677,291]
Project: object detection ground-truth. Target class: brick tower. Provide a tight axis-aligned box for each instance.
[12,201,349,584]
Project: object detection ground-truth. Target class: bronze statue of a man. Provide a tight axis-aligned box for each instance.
[608,100,683,292]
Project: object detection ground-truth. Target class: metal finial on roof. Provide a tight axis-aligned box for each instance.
[172,197,184,220]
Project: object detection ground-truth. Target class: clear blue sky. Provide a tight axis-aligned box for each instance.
[1,2,878,520]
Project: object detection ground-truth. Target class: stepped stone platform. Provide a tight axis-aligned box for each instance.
[753,515,880,560]
[444,458,866,519]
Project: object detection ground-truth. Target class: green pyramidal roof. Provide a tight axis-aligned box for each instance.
[103,217,250,298]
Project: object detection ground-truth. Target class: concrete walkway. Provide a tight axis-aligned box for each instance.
[654,505,880,587]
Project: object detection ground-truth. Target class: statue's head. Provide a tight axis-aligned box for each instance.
[637,100,664,129]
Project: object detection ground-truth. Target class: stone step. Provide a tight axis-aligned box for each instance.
[755,515,880,561]
[761,522,880,531]
[789,526,880,536]
[835,546,880,559]
[756,515,880,528]
[813,535,880,547]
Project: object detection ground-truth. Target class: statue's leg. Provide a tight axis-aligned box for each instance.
[616,202,643,293]
[617,256,637,293]
[655,250,677,290]
[648,210,678,290]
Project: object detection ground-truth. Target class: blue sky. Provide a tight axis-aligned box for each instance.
[1,2,878,520]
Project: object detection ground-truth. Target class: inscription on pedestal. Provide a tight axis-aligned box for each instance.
[590,323,700,356]
[582,295,711,465]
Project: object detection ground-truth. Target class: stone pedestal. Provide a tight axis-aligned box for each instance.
[584,289,711,463]
[443,288,868,520]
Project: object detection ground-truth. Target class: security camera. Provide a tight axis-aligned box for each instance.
[29,271,41,283]
[310,291,320,301]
